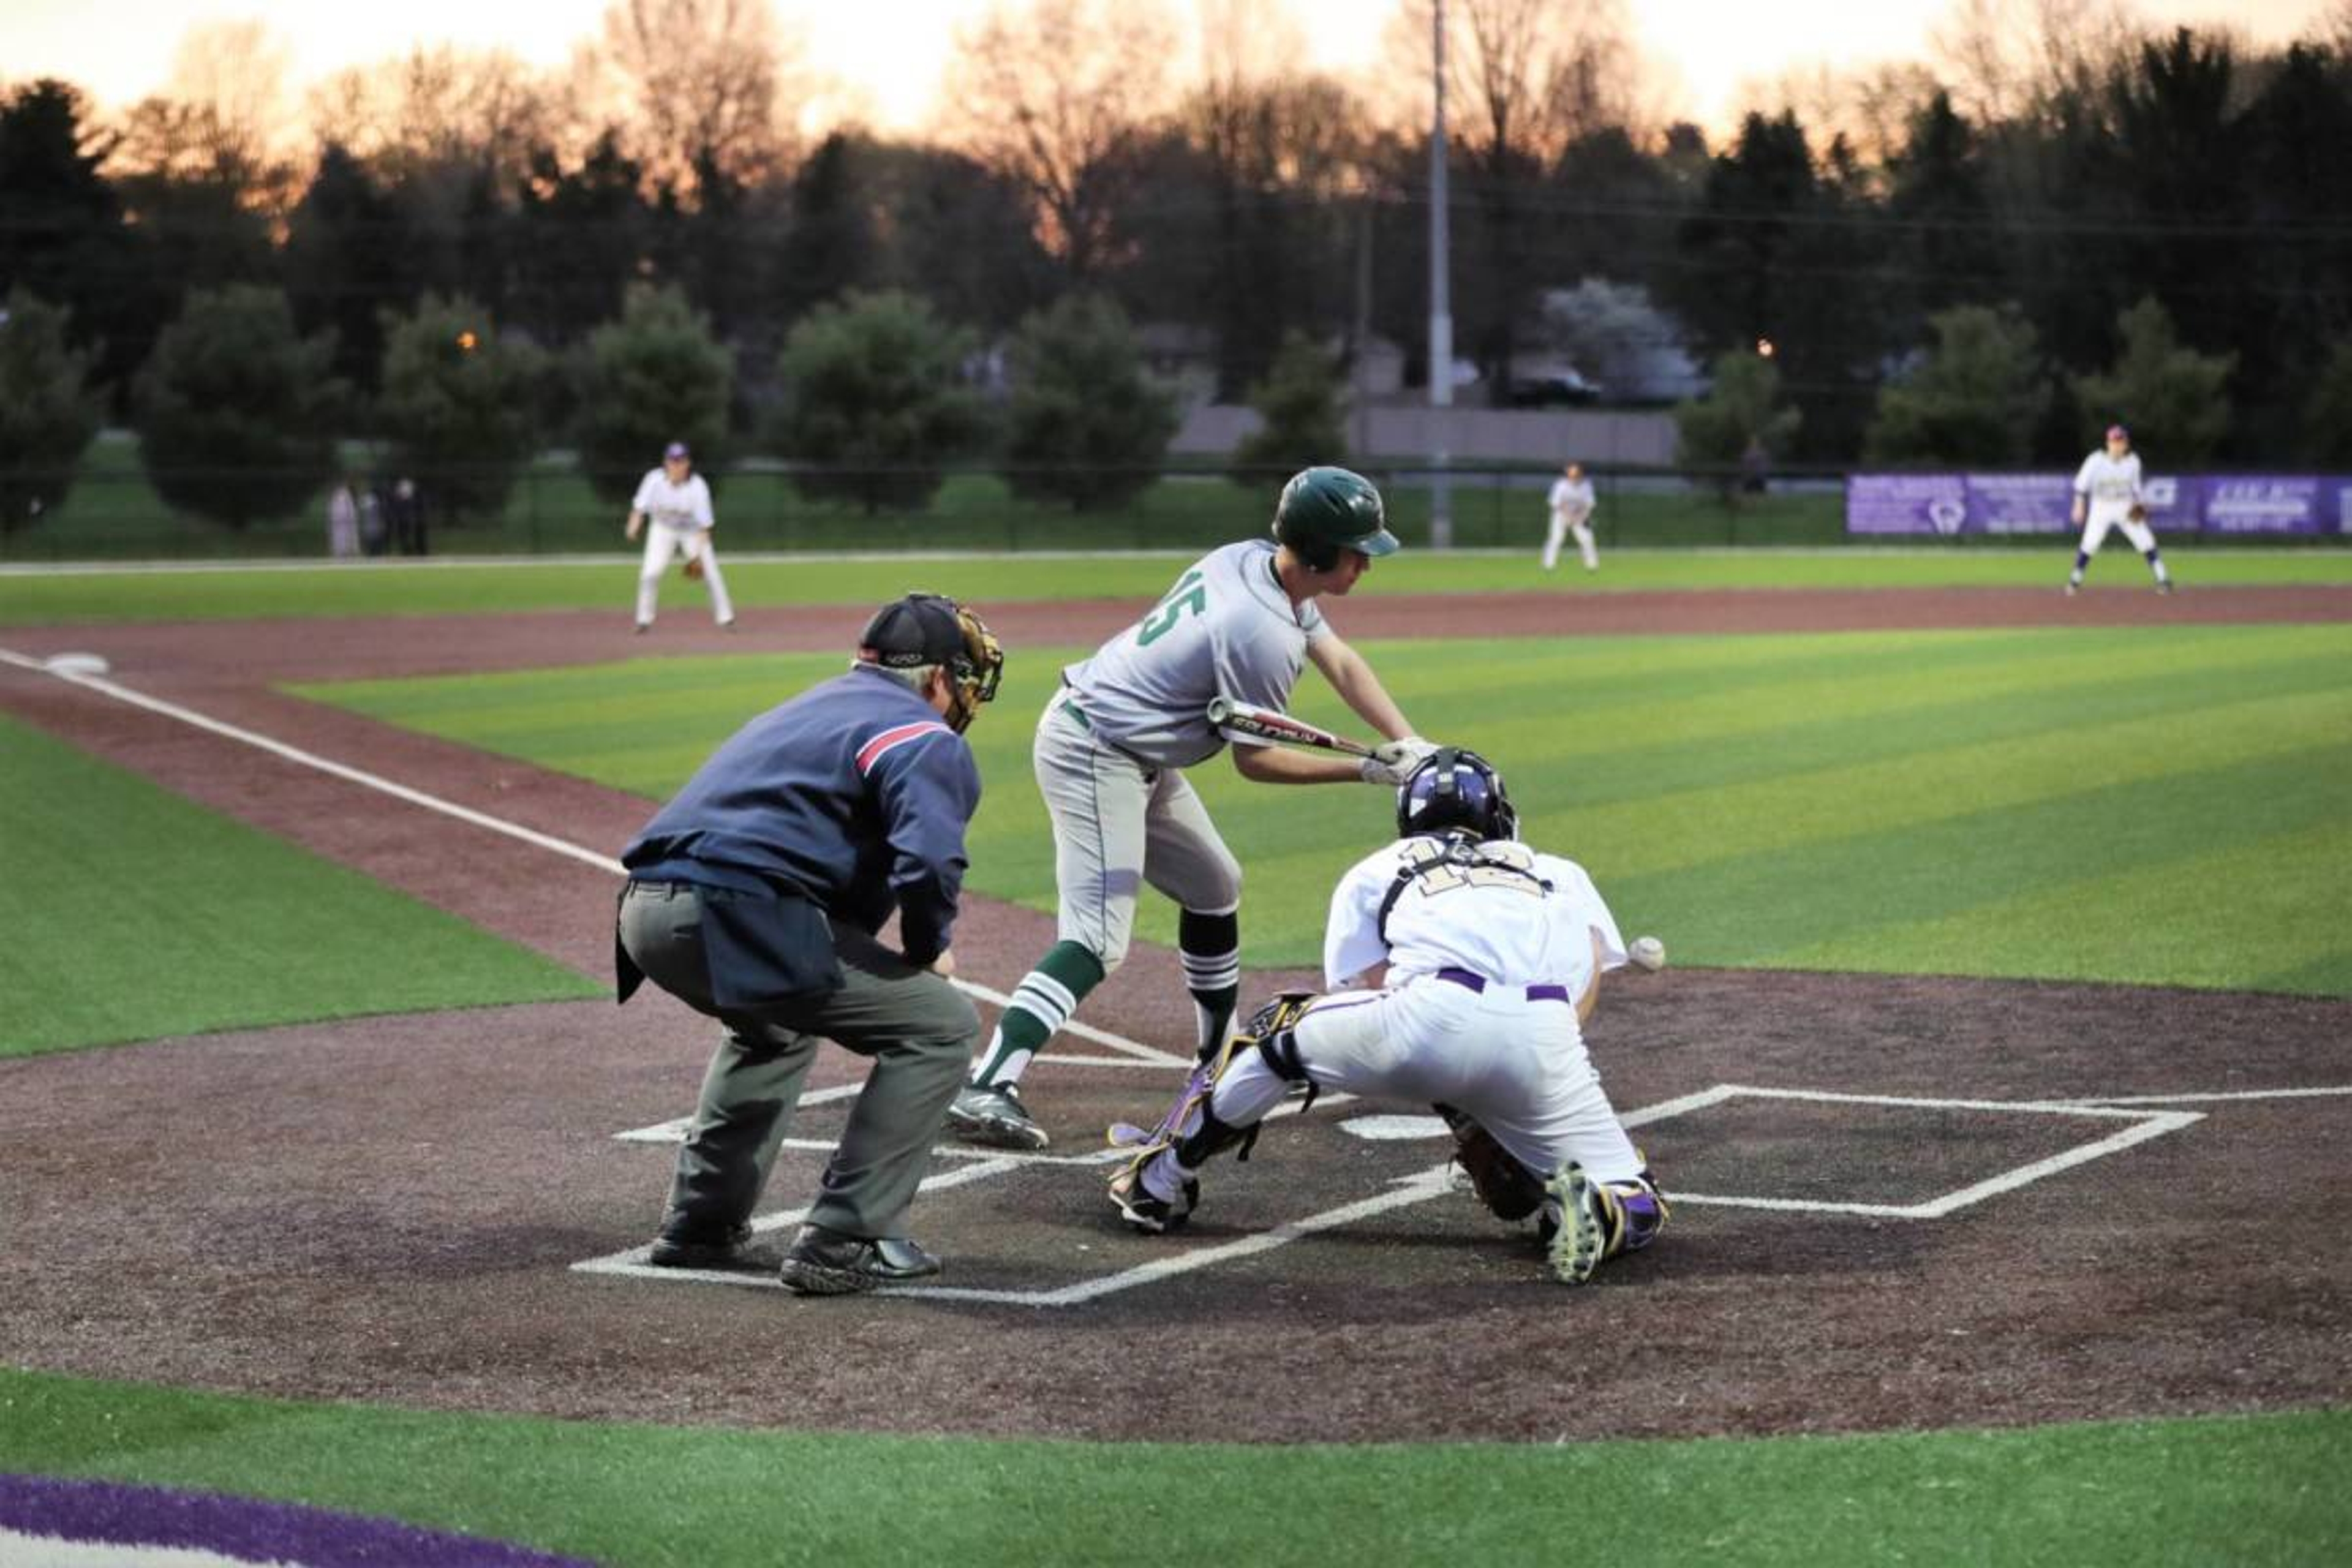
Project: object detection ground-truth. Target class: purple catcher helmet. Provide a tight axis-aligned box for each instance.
[1396,747,1517,842]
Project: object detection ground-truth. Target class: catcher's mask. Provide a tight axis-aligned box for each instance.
[1396,746,1516,842]
[856,592,1004,733]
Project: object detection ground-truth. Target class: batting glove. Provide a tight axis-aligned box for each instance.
[1360,734,1438,786]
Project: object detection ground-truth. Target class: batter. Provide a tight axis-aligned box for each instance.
[946,466,1436,1150]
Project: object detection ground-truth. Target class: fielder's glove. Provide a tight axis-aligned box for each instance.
[2128,503,2149,522]
[682,554,706,581]
[1359,734,1438,786]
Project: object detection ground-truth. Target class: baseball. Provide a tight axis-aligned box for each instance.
[1629,936,1666,971]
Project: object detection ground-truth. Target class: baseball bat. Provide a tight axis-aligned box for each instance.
[1205,696,1377,759]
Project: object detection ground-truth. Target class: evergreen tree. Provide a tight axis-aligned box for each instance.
[375,294,545,522]
[1002,293,1176,512]
[0,290,102,537]
[1864,304,2048,466]
[2297,339,2352,467]
[1675,350,1801,496]
[771,290,987,513]
[135,285,345,527]
[576,284,733,506]
[1231,331,1346,484]
[284,144,415,394]
[2068,296,2234,461]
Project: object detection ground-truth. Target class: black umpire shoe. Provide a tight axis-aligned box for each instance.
[646,1218,753,1269]
[777,1224,944,1296]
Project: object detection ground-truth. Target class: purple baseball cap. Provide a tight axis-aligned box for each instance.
[663,441,690,460]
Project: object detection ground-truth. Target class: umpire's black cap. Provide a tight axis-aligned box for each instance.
[857,592,969,669]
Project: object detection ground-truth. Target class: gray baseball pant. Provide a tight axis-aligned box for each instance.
[618,881,979,1241]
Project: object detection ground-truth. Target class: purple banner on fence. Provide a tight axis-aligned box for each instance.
[1846,475,1969,536]
[1847,472,2343,535]
[2202,476,2328,535]
[1964,473,2073,534]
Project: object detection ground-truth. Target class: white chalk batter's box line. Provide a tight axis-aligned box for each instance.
[569,1081,2208,1306]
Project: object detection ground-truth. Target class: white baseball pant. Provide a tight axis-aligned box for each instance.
[2078,507,2157,557]
[635,522,734,627]
[1212,973,1645,1185]
[1542,510,1597,571]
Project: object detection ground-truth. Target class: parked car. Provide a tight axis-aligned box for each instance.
[1505,366,1604,407]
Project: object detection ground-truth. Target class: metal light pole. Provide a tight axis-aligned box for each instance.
[1427,0,1453,548]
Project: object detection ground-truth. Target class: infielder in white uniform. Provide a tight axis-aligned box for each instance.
[625,440,736,631]
[946,467,1438,1151]
[2066,424,2173,596]
[1106,748,1668,1285]
[1541,461,1599,573]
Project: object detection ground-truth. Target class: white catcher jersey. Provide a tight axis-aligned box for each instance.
[1548,477,1595,519]
[1064,540,1332,768]
[1323,835,1627,993]
[631,468,715,531]
[2073,450,2143,519]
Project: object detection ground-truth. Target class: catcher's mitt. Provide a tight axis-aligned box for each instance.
[1438,1104,1545,1221]
[682,553,706,581]
[2128,503,2149,522]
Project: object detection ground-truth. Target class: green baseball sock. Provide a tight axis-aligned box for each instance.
[972,940,1104,1088]
[1180,907,1242,1062]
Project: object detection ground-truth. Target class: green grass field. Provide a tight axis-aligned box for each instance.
[6,546,2350,626]
[0,715,599,1056]
[301,622,2352,997]
[4,1367,2345,1568]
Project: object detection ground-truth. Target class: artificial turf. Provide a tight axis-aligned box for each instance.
[1,1368,2343,1568]
[0,716,601,1057]
[297,622,2352,997]
[4,546,2350,625]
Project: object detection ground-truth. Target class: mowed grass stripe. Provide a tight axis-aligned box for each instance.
[295,625,2352,993]
[0,717,599,1056]
[2,1368,2346,1568]
[1618,744,2350,983]
[10,547,2352,626]
[1785,818,2352,993]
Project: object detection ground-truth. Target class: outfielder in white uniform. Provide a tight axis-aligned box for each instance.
[946,467,1438,1151]
[2066,424,2173,596]
[1541,461,1599,573]
[1106,748,1668,1285]
[625,441,736,631]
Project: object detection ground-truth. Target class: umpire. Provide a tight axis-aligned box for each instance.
[615,592,1004,1294]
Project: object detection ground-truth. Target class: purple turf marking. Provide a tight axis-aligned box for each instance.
[0,1475,595,1567]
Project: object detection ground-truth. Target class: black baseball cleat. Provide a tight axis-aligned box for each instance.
[777,1225,943,1295]
[947,1081,1049,1150]
[1109,1167,1197,1235]
[646,1218,753,1269]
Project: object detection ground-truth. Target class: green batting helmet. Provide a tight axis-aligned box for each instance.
[1271,466,1399,570]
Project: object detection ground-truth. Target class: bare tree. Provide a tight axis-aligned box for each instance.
[108,21,301,214]
[1932,0,2139,127]
[1732,60,1944,174]
[307,46,552,189]
[564,0,806,197]
[1377,0,1650,160]
[936,0,1181,277]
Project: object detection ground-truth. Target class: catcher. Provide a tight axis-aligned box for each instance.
[1107,748,1667,1285]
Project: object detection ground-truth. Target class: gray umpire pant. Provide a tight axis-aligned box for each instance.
[618,881,979,1242]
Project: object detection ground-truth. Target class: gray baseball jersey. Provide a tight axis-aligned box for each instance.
[1064,540,1332,768]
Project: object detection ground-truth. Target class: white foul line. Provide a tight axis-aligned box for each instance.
[0,645,1179,1066]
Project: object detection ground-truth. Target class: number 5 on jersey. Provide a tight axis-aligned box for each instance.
[1136,569,1208,647]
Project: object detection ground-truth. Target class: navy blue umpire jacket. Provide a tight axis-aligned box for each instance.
[622,666,982,967]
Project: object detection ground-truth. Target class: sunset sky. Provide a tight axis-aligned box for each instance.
[4,0,2336,135]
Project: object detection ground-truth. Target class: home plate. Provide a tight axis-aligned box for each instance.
[1339,1114,1450,1141]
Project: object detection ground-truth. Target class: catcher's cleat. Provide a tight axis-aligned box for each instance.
[647,1218,753,1269]
[777,1225,943,1295]
[1539,1165,1670,1286]
[947,1081,1049,1150]
[1109,1164,1197,1235]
